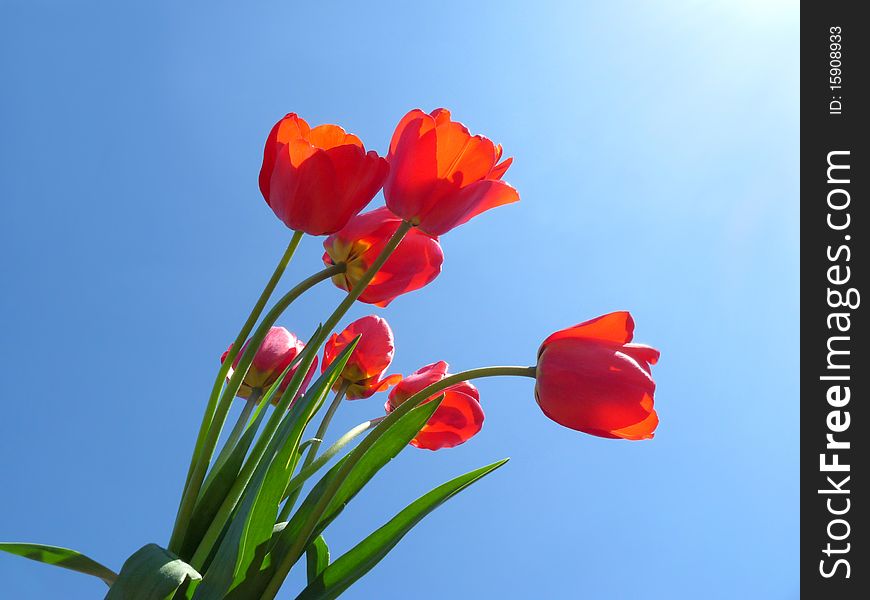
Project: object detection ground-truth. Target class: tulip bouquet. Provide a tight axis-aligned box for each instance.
[1,108,659,599]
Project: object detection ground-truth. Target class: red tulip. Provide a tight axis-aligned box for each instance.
[322,207,443,307]
[322,316,402,400]
[535,311,660,440]
[385,361,484,451]
[259,113,389,235]
[384,108,519,236]
[221,326,318,404]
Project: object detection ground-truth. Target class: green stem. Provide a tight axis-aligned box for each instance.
[310,382,349,460]
[209,388,261,475]
[187,223,410,564]
[260,364,536,599]
[320,221,412,345]
[179,232,303,500]
[276,415,381,523]
[280,382,350,518]
[269,221,411,524]
[397,366,538,406]
[168,261,342,554]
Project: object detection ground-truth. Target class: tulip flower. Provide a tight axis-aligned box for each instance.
[534,311,660,440]
[322,315,402,400]
[383,108,519,236]
[385,361,484,451]
[259,113,389,235]
[221,326,318,404]
[323,207,443,307]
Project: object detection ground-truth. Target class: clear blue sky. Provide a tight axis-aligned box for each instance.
[0,1,798,598]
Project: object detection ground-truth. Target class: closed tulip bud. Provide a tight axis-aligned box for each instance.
[535,311,660,440]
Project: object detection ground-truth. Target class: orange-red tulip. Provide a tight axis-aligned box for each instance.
[385,361,484,451]
[535,312,660,440]
[221,326,318,404]
[259,113,389,235]
[321,315,401,400]
[384,108,519,236]
[322,207,443,307]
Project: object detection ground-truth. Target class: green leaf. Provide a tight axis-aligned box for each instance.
[0,541,116,586]
[295,459,509,600]
[178,388,272,561]
[105,544,200,600]
[250,396,444,599]
[192,339,358,600]
[305,536,329,584]
[187,331,325,569]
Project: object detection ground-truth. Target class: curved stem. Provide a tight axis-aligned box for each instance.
[186,223,410,563]
[311,382,349,459]
[209,388,261,476]
[397,366,537,409]
[179,232,303,499]
[276,415,381,523]
[260,364,536,598]
[317,221,412,348]
[168,262,343,554]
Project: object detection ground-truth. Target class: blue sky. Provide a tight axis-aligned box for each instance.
[0,1,798,598]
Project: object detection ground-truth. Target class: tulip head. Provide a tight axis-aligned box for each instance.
[322,207,444,307]
[386,361,484,451]
[535,311,660,440]
[384,108,519,236]
[221,326,318,404]
[259,113,389,235]
[322,315,401,400]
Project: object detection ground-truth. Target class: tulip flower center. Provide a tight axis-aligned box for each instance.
[325,237,375,286]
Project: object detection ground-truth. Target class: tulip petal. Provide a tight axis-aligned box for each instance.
[541,311,636,348]
[488,156,513,180]
[415,178,519,236]
[376,373,403,390]
[259,114,311,201]
[429,107,452,125]
[609,405,658,440]
[411,389,485,451]
[269,143,337,234]
[322,145,387,232]
[389,109,430,155]
[621,343,661,374]
[434,123,496,185]
[363,233,444,307]
[385,116,439,221]
[309,124,364,150]
[388,361,450,406]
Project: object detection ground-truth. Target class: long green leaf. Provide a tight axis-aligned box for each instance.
[247,396,444,600]
[187,328,324,569]
[305,536,330,584]
[295,458,509,600]
[177,233,302,539]
[179,362,289,562]
[0,541,116,586]
[192,339,358,600]
[105,544,200,600]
